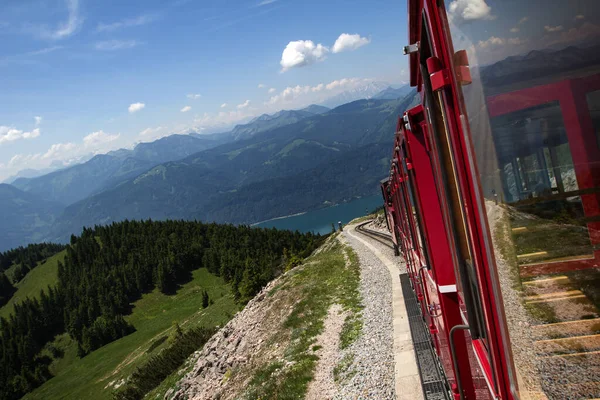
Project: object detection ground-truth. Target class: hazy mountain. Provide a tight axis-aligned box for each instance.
[229,105,330,141]
[2,167,60,184]
[48,92,418,242]
[132,134,230,163]
[300,104,330,114]
[321,81,390,108]
[0,184,63,252]
[11,134,230,206]
[481,44,600,92]
[11,154,155,206]
[373,85,412,100]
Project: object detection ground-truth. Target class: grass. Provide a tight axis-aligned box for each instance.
[0,250,66,319]
[242,238,362,399]
[333,353,355,383]
[24,268,239,400]
[348,213,377,225]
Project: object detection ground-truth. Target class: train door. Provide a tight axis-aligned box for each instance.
[402,104,478,397]
[407,7,499,398]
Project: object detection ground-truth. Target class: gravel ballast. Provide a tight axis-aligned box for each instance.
[335,232,397,399]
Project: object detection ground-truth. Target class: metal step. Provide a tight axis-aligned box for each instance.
[400,273,450,400]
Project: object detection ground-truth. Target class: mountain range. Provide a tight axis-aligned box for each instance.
[321,81,391,108]
[1,86,418,251]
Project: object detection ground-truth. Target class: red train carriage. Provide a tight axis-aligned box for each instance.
[382,0,600,399]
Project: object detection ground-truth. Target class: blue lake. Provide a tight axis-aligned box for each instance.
[254,195,383,235]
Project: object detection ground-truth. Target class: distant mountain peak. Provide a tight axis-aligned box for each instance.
[321,81,391,108]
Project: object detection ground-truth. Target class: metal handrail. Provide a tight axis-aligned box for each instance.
[449,324,470,400]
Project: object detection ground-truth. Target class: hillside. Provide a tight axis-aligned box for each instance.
[0,184,63,252]
[24,268,237,400]
[202,142,392,224]
[0,220,321,400]
[151,234,362,399]
[48,93,417,243]
[0,250,66,319]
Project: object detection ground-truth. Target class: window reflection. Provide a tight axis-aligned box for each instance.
[443,0,600,399]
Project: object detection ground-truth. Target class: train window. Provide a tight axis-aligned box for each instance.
[443,1,600,399]
[418,15,489,345]
[401,153,431,268]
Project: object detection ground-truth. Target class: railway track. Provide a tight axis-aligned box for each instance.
[355,220,395,249]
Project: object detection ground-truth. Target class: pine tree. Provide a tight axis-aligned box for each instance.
[201,290,209,309]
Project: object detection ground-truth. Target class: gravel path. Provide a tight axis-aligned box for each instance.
[306,304,346,400]
[335,231,397,399]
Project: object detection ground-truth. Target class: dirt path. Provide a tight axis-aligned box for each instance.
[305,304,346,400]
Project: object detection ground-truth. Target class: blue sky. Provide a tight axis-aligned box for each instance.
[1,0,598,181]
[0,0,409,179]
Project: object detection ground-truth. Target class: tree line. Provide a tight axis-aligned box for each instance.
[0,219,322,400]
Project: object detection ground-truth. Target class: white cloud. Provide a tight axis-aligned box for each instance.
[332,33,371,53]
[34,116,42,126]
[258,83,266,89]
[9,153,38,167]
[42,142,76,160]
[257,0,277,6]
[543,22,600,48]
[139,126,168,141]
[139,127,163,136]
[325,77,362,90]
[187,93,201,99]
[95,40,140,51]
[447,0,494,23]
[280,40,329,71]
[478,36,505,48]
[181,106,192,112]
[220,103,228,108]
[518,17,528,25]
[267,77,370,106]
[237,100,251,109]
[268,88,276,94]
[41,0,82,40]
[510,27,519,33]
[508,37,528,45]
[1,129,124,181]
[0,126,41,145]
[545,25,564,33]
[576,15,585,21]
[83,130,120,149]
[0,46,65,65]
[128,102,146,113]
[190,110,255,132]
[97,14,157,33]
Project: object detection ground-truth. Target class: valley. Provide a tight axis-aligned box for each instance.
[0,89,417,251]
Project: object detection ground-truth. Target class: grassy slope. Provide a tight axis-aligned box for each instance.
[242,237,362,399]
[0,250,66,319]
[25,268,239,400]
[148,236,362,400]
